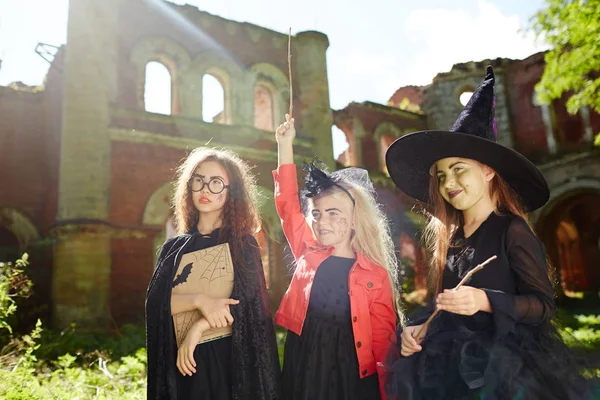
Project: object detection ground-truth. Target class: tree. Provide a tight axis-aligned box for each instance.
[531,0,600,145]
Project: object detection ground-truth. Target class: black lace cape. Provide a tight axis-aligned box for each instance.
[145,234,281,400]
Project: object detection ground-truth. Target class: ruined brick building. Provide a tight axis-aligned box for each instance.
[336,56,600,301]
[1,0,599,330]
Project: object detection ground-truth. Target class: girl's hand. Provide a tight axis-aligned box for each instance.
[436,286,490,315]
[176,319,209,376]
[197,294,239,329]
[275,114,295,144]
[400,324,425,357]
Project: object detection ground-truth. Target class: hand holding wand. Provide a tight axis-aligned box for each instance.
[413,255,497,341]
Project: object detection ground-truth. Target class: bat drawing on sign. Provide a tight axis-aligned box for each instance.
[172,262,193,288]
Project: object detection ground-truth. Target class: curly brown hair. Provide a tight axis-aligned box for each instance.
[173,147,261,267]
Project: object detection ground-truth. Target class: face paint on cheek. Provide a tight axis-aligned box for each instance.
[336,218,349,238]
[216,193,225,203]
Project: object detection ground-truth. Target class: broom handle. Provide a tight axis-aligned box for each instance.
[413,255,497,341]
[287,27,293,117]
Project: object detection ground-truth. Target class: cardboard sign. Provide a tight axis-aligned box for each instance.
[172,243,234,347]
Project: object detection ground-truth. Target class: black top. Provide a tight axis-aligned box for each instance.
[443,212,555,336]
[307,255,355,325]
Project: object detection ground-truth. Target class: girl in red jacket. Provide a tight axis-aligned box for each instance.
[274,114,401,400]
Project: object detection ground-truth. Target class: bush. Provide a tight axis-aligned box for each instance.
[556,309,600,351]
[0,254,146,399]
[0,254,32,337]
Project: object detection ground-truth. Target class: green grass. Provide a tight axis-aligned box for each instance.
[1,310,598,399]
[555,308,600,351]
[1,253,597,399]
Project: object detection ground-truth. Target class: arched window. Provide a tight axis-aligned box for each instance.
[459,91,473,106]
[144,61,172,115]
[254,83,275,131]
[202,74,225,123]
[332,125,351,163]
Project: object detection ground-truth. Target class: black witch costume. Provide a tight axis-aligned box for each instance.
[145,228,281,400]
[383,66,599,399]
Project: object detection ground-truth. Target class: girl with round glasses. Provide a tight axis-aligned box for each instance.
[189,175,230,194]
[146,147,281,400]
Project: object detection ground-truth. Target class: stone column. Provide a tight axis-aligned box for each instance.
[351,116,366,166]
[541,104,558,154]
[294,31,334,169]
[533,92,558,154]
[580,106,594,143]
[53,0,119,329]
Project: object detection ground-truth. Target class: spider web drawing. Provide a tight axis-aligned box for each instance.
[197,244,233,282]
[174,309,201,347]
[172,243,234,347]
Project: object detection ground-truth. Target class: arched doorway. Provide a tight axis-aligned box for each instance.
[0,208,40,261]
[537,190,600,295]
[0,225,20,262]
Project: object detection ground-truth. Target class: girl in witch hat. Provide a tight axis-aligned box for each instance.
[274,113,402,399]
[383,66,598,399]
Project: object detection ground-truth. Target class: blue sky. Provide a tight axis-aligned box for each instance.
[0,0,548,157]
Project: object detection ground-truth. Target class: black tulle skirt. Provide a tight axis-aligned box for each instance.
[386,312,598,400]
[282,314,380,400]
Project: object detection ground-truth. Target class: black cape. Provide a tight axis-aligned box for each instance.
[145,234,281,400]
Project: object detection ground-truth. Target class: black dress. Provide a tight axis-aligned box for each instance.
[282,255,381,400]
[175,230,232,400]
[386,212,597,400]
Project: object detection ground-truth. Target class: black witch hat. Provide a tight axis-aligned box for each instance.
[385,66,549,211]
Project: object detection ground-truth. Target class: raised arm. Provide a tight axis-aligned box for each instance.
[274,114,317,259]
[276,113,295,167]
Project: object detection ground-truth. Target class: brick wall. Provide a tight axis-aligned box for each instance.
[504,54,549,159]
[0,89,58,231]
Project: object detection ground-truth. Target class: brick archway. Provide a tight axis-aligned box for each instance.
[537,189,600,294]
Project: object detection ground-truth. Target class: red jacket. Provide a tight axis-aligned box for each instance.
[273,164,396,399]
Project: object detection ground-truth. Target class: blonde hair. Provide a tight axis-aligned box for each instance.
[312,184,404,322]
[424,161,550,294]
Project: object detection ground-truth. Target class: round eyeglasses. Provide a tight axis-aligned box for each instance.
[189,176,230,194]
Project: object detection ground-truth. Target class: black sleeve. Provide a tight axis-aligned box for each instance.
[506,218,555,324]
[154,236,180,271]
[484,218,555,335]
[229,235,281,400]
[146,236,186,400]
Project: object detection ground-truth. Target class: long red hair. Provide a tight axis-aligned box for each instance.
[172,147,260,267]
